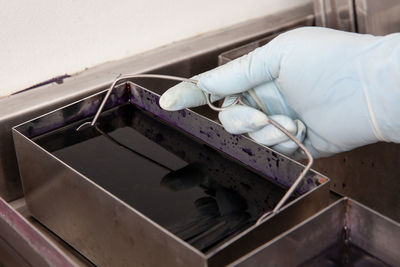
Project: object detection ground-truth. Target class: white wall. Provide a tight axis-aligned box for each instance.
[0,0,310,97]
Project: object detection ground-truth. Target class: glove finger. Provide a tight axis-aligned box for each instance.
[197,40,281,96]
[271,120,306,155]
[252,81,296,118]
[218,105,269,135]
[248,115,297,146]
[159,80,223,111]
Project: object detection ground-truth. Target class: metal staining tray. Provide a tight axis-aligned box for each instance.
[13,82,329,266]
[231,197,400,266]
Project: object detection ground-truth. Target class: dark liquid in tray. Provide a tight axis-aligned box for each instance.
[300,241,389,267]
[34,104,289,252]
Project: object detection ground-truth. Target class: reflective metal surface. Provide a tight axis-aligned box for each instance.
[218,16,314,65]
[355,0,400,35]
[313,143,400,222]
[314,0,400,35]
[231,198,400,267]
[0,196,77,266]
[13,81,329,266]
[313,0,356,32]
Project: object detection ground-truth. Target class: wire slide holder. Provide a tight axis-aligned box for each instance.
[76,74,314,225]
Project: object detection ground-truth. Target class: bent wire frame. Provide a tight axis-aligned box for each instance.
[76,74,314,225]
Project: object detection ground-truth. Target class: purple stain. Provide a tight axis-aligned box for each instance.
[242,148,254,156]
[178,110,186,118]
[199,130,212,138]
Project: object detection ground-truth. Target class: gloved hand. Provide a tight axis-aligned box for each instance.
[160,27,400,158]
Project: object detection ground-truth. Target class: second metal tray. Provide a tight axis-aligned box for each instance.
[231,197,400,266]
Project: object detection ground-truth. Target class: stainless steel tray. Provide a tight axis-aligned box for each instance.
[231,197,400,266]
[13,81,329,266]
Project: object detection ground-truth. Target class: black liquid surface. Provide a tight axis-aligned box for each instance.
[34,104,289,252]
[300,242,389,267]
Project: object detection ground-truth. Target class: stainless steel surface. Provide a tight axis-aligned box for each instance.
[314,0,400,35]
[219,36,276,65]
[13,81,329,266]
[230,198,400,266]
[13,130,205,267]
[0,3,314,202]
[355,0,400,35]
[313,0,356,32]
[218,16,314,65]
[0,196,78,266]
[313,143,400,222]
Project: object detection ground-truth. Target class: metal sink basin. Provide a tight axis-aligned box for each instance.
[230,198,400,266]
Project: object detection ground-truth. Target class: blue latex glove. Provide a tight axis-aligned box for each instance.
[160,27,400,158]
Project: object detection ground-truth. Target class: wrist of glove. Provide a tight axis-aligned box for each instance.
[160,27,400,158]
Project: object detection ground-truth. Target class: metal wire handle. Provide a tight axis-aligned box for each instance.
[76,74,313,225]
